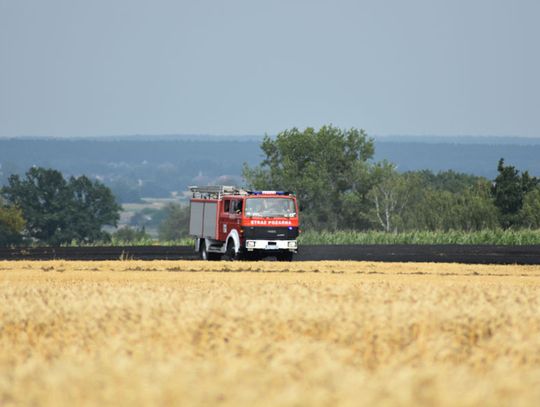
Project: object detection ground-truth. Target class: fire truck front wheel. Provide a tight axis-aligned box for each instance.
[225,240,240,261]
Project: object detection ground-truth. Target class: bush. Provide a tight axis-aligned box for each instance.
[111,227,153,245]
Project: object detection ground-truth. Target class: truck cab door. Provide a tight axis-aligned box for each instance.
[218,199,231,240]
[229,199,243,229]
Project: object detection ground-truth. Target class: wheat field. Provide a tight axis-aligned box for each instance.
[1,260,540,406]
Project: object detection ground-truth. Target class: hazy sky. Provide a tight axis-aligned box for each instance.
[1,0,539,138]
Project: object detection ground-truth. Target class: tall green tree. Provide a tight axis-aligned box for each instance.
[3,167,70,244]
[519,187,540,228]
[67,175,121,243]
[243,125,375,230]
[402,183,498,232]
[158,203,190,241]
[2,167,120,245]
[0,198,25,246]
[491,158,539,228]
[367,162,418,232]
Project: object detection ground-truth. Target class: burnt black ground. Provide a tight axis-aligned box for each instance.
[1,245,540,265]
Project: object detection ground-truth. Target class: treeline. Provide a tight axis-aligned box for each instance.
[0,167,191,247]
[1,168,120,246]
[2,125,540,247]
[243,125,540,232]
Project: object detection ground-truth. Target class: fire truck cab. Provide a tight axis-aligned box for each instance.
[189,186,299,261]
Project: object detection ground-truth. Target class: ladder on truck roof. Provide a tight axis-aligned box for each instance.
[189,185,249,199]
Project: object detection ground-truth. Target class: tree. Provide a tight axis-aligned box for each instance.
[401,183,498,232]
[367,162,415,232]
[112,226,151,243]
[519,188,540,228]
[0,198,25,246]
[414,169,487,193]
[452,185,499,231]
[68,175,121,243]
[158,204,190,241]
[2,167,70,244]
[366,169,499,232]
[2,167,120,245]
[243,125,375,230]
[492,159,539,228]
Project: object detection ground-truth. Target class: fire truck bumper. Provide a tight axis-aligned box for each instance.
[245,239,297,252]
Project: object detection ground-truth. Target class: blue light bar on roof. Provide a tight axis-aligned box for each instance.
[250,191,287,195]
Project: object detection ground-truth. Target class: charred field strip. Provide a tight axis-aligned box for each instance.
[1,244,540,264]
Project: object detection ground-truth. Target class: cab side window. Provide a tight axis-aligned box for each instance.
[223,199,230,213]
[231,200,242,214]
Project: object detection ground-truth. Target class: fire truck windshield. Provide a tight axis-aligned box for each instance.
[245,198,296,218]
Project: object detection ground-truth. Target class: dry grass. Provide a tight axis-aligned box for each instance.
[1,260,540,406]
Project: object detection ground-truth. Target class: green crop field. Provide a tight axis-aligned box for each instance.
[298,229,540,245]
[24,228,539,248]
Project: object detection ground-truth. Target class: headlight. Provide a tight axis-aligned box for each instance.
[247,241,256,248]
[288,241,297,248]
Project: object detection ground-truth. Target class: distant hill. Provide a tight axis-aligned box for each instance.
[2,135,540,202]
[374,135,540,145]
[0,137,263,202]
[373,141,540,178]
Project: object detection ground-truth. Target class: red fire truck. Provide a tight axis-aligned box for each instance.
[189,186,300,261]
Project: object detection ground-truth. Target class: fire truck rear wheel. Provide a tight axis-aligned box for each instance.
[199,241,220,261]
[199,240,209,260]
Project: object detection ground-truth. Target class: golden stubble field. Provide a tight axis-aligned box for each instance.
[1,260,540,406]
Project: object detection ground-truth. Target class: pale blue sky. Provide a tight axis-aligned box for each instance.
[1,0,539,138]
